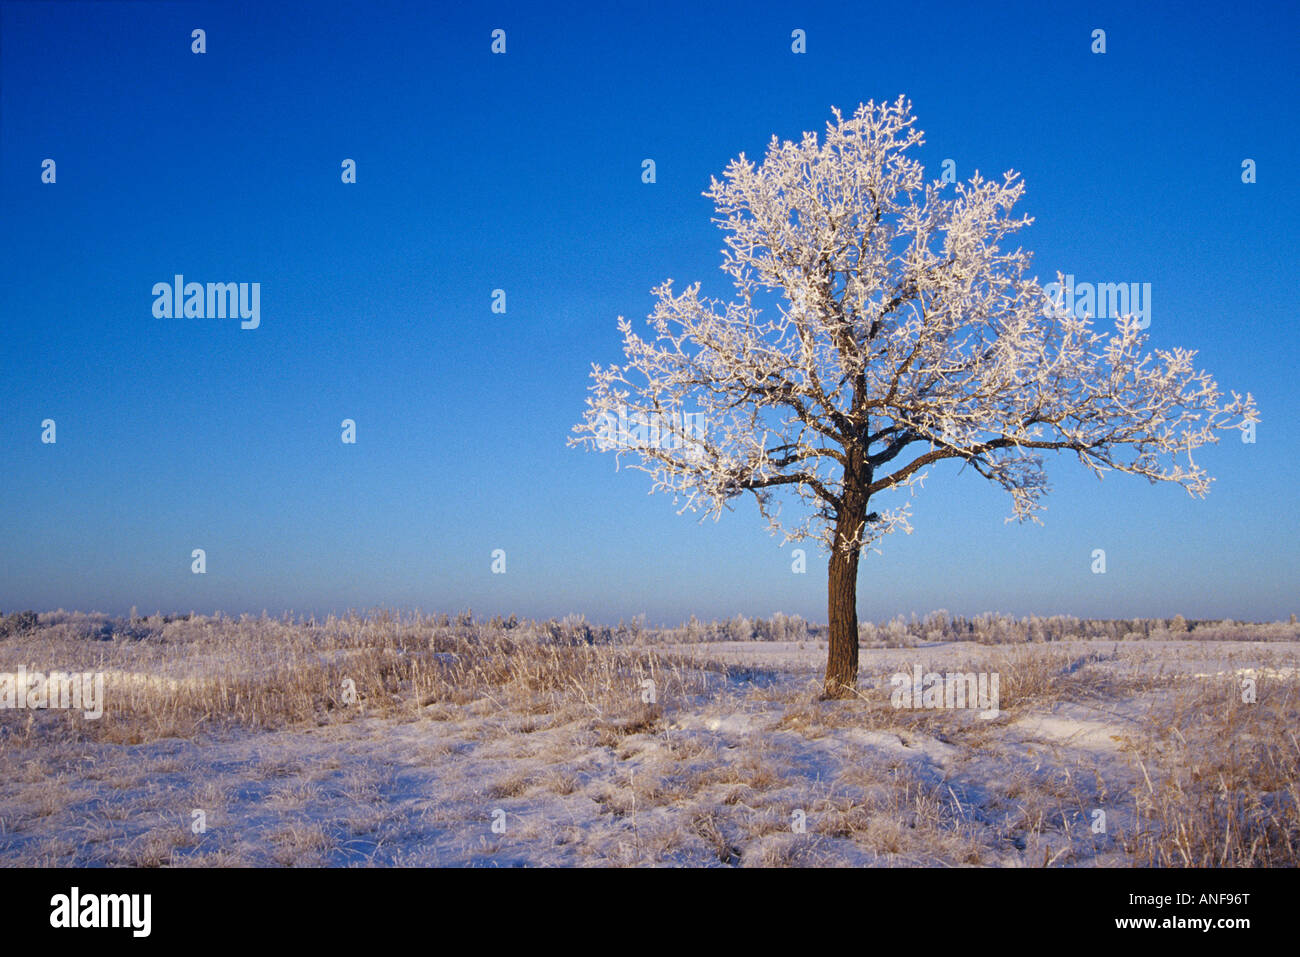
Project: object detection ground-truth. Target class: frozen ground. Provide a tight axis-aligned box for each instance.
[661,638,1300,679]
[1,619,1297,867]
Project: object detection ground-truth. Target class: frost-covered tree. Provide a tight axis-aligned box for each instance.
[571,97,1258,698]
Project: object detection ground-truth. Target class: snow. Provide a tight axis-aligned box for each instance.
[2,636,1295,866]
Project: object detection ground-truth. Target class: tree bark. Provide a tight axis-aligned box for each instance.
[823,536,861,698]
[823,456,868,698]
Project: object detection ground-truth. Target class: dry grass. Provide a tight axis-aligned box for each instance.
[1122,675,1300,866]
[2,613,1296,866]
[0,612,712,751]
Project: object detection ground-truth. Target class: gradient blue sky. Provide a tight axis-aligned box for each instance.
[2,0,1296,624]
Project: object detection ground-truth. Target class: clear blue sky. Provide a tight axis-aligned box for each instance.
[2,0,1296,624]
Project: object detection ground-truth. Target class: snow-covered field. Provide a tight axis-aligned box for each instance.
[1,615,1297,867]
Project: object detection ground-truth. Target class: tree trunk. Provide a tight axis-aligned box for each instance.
[823,471,868,698]
[823,536,861,698]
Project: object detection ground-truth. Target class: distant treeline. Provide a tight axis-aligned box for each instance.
[5,607,1297,646]
[647,610,1300,645]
